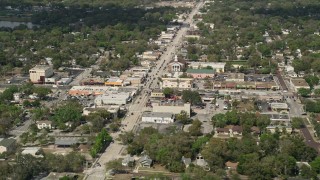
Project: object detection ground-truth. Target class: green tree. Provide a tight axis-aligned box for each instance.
[181,90,202,105]
[90,129,112,158]
[291,117,305,129]
[304,75,319,89]
[163,88,174,98]
[300,164,317,179]
[106,159,123,171]
[33,86,52,99]
[314,89,320,96]
[176,110,191,124]
[298,88,311,97]
[211,113,226,128]
[53,101,82,129]
[188,119,202,136]
[310,156,320,173]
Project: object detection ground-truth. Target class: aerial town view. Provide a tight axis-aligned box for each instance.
[1,0,320,179]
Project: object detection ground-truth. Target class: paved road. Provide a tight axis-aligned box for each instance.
[301,127,320,154]
[84,2,205,179]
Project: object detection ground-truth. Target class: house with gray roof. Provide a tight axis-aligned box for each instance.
[0,138,16,153]
[138,155,153,168]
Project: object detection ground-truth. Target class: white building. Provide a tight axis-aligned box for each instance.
[94,92,131,106]
[13,93,21,102]
[188,62,225,73]
[29,65,54,83]
[56,77,72,85]
[21,147,43,158]
[162,78,193,89]
[168,55,185,72]
[36,120,53,129]
[141,112,174,124]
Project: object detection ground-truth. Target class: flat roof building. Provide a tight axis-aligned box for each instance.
[270,103,289,112]
[105,77,123,86]
[188,62,225,73]
[162,78,193,89]
[142,112,174,124]
[68,86,119,96]
[186,69,215,79]
[94,92,131,106]
[290,78,310,92]
[29,65,54,83]
[153,102,191,117]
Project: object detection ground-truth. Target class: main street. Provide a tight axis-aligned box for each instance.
[84,1,205,179]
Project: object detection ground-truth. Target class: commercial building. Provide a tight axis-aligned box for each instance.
[68,86,118,96]
[188,62,225,73]
[29,65,54,83]
[290,78,310,92]
[150,89,165,98]
[56,77,72,86]
[45,75,60,84]
[162,78,193,89]
[105,77,123,86]
[270,103,289,112]
[141,112,174,124]
[186,69,215,79]
[142,51,160,61]
[213,81,279,90]
[152,102,191,117]
[94,92,131,106]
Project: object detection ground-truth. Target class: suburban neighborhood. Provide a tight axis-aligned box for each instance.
[1,0,320,179]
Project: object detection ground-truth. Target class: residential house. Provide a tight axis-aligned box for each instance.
[36,120,53,130]
[141,112,174,124]
[0,138,16,153]
[138,155,153,168]
[231,125,243,136]
[251,126,261,135]
[122,155,135,167]
[181,156,192,168]
[186,69,215,79]
[215,128,230,136]
[225,161,239,170]
[215,125,243,137]
[195,154,210,171]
